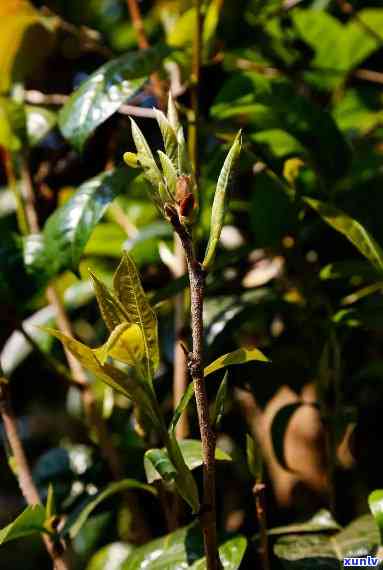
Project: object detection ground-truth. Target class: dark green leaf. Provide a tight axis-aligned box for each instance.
[211,371,229,429]
[145,448,177,482]
[59,46,170,150]
[0,505,46,545]
[246,433,263,483]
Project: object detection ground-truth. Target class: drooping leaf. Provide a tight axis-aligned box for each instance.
[274,514,379,569]
[369,490,383,544]
[211,371,229,429]
[59,45,170,150]
[113,252,159,378]
[304,198,383,273]
[64,479,156,539]
[204,346,269,377]
[122,523,247,569]
[144,439,231,484]
[203,131,242,270]
[0,505,46,545]
[43,168,129,274]
[94,323,145,366]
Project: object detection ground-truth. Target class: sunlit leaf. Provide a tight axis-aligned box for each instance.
[64,479,156,539]
[0,505,46,545]
[26,105,56,146]
[203,131,242,270]
[87,542,134,570]
[155,109,178,167]
[113,252,159,378]
[204,346,269,377]
[89,271,126,332]
[94,323,145,366]
[157,151,177,196]
[304,198,383,272]
[59,46,170,150]
[369,490,383,544]
[130,118,163,190]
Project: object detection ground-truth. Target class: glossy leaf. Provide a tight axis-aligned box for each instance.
[122,524,247,569]
[43,168,128,274]
[211,371,229,429]
[0,505,46,545]
[26,105,56,146]
[204,346,269,377]
[145,448,177,482]
[65,479,156,539]
[369,490,383,544]
[304,198,383,272]
[113,252,159,378]
[144,439,231,484]
[274,514,379,569]
[59,46,170,150]
[87,543,134,570]
[203,131,242,270]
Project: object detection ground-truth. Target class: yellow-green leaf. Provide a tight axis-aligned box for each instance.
[158,150,177,196]
[155,109,178,167]
[89,271,126,332]
[204,347,269,377]
[167,92,180,132]
[113,252,159,378]
[130,117,163,188]
[94,322,145,366]
[202,131,242,270]
[304,197,383,272]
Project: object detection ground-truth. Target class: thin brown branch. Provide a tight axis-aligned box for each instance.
[0,375,70,570]
[125,0,165,106]
[253,483,270,570]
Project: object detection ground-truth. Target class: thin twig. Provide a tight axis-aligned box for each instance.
[253,482,270,570]
[0,374,70,570]
[125,0,165,106]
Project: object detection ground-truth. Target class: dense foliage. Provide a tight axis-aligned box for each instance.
[2,0,383,569]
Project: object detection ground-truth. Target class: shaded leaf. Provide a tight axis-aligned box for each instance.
[166,433,200,513]
[268,509,340,537]
[0,505,46,545]
[304,198,383,272]
[246,433,263,483]
[122,523,247,569]
[145,449,177,482]
[113,252,159,378]
[64,479,156,539]
[211,371,229,429]
[59,46,170,150]
[204,346,269,377]
[203,131,242,270]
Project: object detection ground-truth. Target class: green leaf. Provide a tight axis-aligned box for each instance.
[145,449,177,482]
[94,323,145,366]
[26,105,56,146]
[203,131,242,270]
[246,433,263,483]
[89,271,126,332]
[369,490,383,545]
[0,505,46,545]
[169,382,194,433]
[58,45,170,150]
[304,198,383,272]
[43,168,128,274]
[122,524,247,569]
[87,543,135,570]
[157,151,177,197]
[144,439,231,484]
[130,118,163,190]
[166,433,200,513]
[268,509,340,536]
[113,251,159,378]
[274,514,379,569]
[155,110,178,167]
[65,479,156,539]
[204,347,269,377]
[211,371,229,429]
[46,484,55,520]
[0,96,26,151]
[167,92,179,132]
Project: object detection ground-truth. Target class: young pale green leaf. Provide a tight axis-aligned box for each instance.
[65,479,156,539]
[369,490,383,544]
[176,124,192,175]
[204,346,269,377]
[45,484,55,521]
[94,323,145,366]
[167,92,180,132]
[145,448,178,482]
[246,433,263,483]
[130,118,163,189]
[155,109,178,167]
[304,198,383,272]
[123,523,247,569]
[0,505,46,545]
[87,543,134,570]
[203,131,242,270]
[123,151,140,168]
[89,271,126,332]
[43,168,128,274]
[113,252,160,378]
[157,150,177,197]
[59,45,169,150]
[211,371,229,429]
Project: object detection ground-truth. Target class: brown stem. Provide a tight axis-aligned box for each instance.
[125,0,165,106]
[0,376,70,570]
[173,235,189,440]
[169,215,219,569]
[253,483,270,570]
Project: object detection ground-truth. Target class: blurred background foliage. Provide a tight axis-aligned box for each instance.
[2,0,383,568]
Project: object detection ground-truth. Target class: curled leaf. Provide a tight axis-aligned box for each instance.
[204,346,268,377]
[94,322,145,366]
